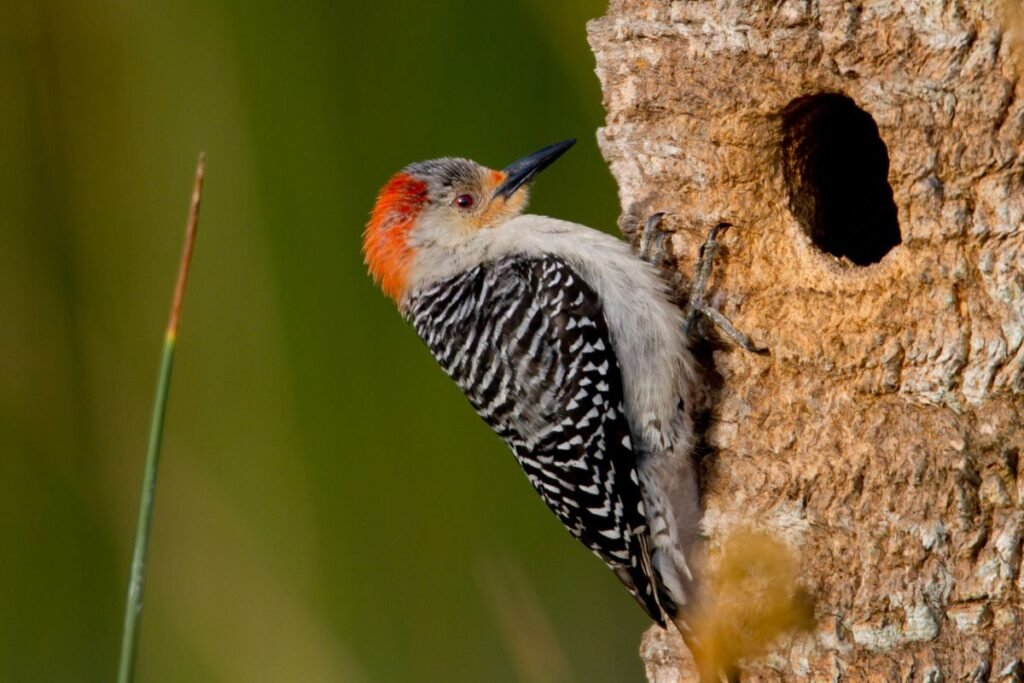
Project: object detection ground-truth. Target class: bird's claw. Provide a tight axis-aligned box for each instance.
[684,222,767,354]
[638,214,766,353]
[682,221,767,354]
[638,212,674,267]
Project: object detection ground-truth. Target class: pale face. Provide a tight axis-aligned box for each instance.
[403,158,530,247]
[363,140,575,301]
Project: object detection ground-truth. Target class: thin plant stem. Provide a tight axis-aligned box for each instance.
[117,153,205,683]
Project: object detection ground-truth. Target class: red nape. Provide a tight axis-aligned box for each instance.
[363,173,428,301]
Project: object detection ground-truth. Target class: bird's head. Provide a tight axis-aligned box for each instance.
[363,139,575,302]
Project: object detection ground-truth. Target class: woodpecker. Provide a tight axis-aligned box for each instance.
[363,139,710,638]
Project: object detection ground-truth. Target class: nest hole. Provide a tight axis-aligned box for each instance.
[780,93,901,266]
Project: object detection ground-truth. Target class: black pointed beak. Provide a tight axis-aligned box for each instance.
[492,139,576,200]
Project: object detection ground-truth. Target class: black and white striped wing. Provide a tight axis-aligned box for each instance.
[408,255,663,622]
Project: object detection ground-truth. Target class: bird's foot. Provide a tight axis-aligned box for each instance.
[683,222,767,354]
[637,211,675,268]
[638,214,765,353]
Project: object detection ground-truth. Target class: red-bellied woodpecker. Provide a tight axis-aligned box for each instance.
[362,140,755,655]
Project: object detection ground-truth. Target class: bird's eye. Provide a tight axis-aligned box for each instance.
[455,194,475,210]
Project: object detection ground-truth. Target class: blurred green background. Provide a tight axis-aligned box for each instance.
[0,1,653,681]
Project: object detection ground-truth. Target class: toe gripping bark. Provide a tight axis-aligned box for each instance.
[639,214,767,354]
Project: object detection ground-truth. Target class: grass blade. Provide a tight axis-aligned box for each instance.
[117,153,205,683]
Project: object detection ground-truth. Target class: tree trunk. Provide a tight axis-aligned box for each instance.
[588,1,1024,679]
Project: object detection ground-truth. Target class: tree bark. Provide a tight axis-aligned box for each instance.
[588,1,1024,679]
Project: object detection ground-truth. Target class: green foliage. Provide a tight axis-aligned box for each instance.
[0,1,648,681]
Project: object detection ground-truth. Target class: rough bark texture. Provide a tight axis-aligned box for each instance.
[588,1,1024,680]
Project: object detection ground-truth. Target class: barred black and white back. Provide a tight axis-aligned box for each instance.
[408,253,688,624]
